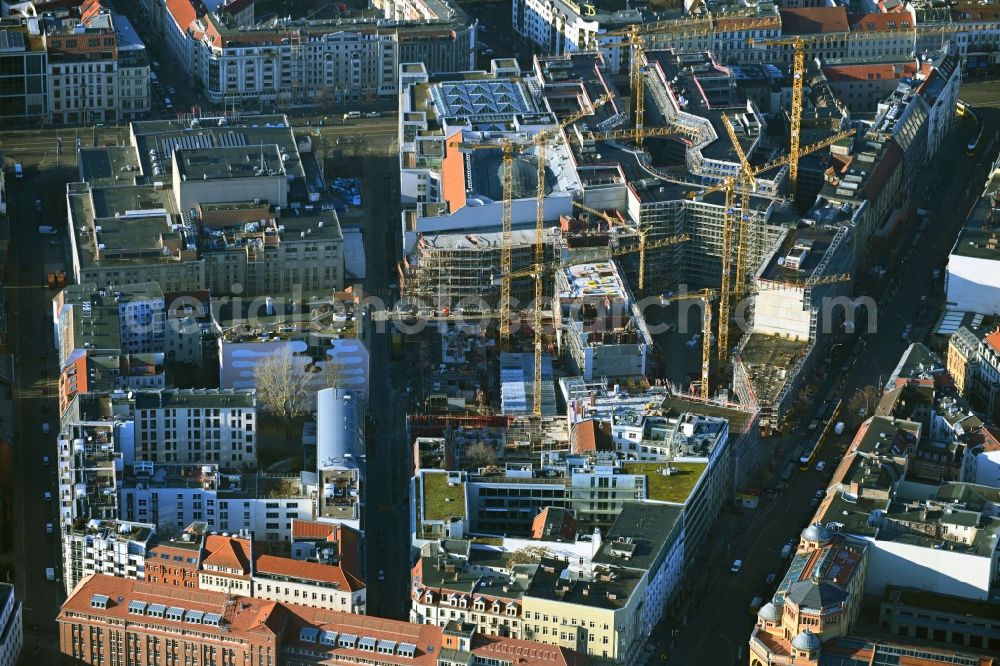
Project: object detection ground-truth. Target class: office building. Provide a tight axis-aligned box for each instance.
[68,116,344,296]
[0,24,48,124]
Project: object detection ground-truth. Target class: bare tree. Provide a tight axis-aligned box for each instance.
[254,348,313,435]
[311,358,344,391]
[464,442,497,470]
[848,384,881,423]
[505,545,550,568]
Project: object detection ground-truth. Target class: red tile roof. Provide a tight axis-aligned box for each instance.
[291,519,341,540]
[255,554,364,591]
[780,7,849,34]
[822,62,919,83]
[202,535,252,574]
[146,544,201,569]
[986,329,1000,355]
[472,634,589,665]
[165,0,202,31]
[849,12,913,32]
[63,575,589,665]
[59,575,284,639]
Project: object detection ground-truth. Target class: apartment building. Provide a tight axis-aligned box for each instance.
[118,463,314,542]
[60,575,583,666]
[159,0,475,107]
[43,5,149,125]
[413,504,686,664]
[134,388,257,467]
[61,519,156,596]
[0,585,21,666]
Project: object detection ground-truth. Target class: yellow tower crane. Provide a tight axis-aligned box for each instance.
[570,121,703,293]
[455,139,517,350]
[748,26,961,197]
[688,127,855,362]
[526,95,612,416]
[599,18,769,141]
[503,234,690,415]
[659,289,717,401]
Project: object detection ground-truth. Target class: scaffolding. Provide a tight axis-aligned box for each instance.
[402,231,555,311]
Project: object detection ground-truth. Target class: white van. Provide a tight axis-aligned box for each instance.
[343,111,361,120]
[38,226,57,235]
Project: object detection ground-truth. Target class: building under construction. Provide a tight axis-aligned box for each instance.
[399,229,556,311]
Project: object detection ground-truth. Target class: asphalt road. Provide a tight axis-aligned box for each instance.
[355,149,412,620]
[661,112,994,666]
[2,154,71,664]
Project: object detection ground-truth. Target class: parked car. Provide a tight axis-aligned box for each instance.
[44,491,52,501]
[731,559,743,573]
[365,111,380,118]
[815,460,827,472]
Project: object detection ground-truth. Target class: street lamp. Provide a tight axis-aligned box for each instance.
[827,343,844,364]
[854,387,872,417]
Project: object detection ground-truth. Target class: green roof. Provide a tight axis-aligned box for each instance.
[423,472,467,521]
[623,462,707,504]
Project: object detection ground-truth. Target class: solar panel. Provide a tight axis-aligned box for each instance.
[338,634,358,648]
[185,610,205,624]
[299,627,319,643]
[358,637,377,650]
[378,639,397,652]
[319,631,338,646]
[127,600,147,614]
[397,643,417,657]
[203,613,222,626]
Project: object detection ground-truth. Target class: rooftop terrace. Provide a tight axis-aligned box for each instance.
[422,472,467,522]
[622,461,707,504]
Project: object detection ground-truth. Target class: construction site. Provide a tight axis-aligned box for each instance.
[387,18,966,449]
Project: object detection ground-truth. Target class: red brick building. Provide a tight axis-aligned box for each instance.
[59,574,588,665]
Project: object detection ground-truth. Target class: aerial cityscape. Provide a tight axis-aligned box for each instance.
[1,0,1000,664]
